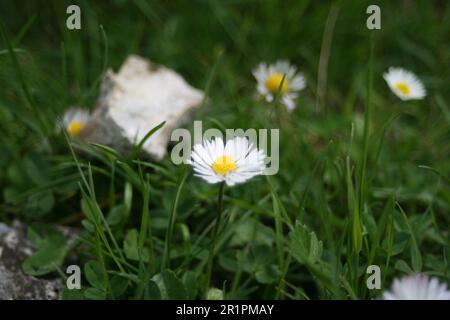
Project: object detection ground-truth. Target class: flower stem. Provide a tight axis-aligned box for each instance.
[205,181,225,296]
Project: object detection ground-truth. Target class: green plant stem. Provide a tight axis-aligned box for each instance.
[205,182,225,296]
[358,34,374,214]
[162,168,188,270]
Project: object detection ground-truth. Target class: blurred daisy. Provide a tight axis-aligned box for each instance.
[61,107,90,137]
[383,274,450,300]
[188,136,266,186]
[253,60,306,111]
[383,67,426,101]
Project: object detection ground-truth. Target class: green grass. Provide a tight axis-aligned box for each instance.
[0,0,449,300]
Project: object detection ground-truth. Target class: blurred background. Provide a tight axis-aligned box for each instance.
[0,0,449,299]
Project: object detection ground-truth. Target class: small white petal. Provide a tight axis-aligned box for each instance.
[382,274,450,300]
[282,95,296,112]
[61,107,90,128]
[188,136,267,186]
[253,60,306,110]
[383,67,426,101]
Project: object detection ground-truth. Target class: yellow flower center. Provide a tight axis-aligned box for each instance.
[265,73,288,95]
[212,155,237,176]
[395,82,411,96]
[67,121,85,137]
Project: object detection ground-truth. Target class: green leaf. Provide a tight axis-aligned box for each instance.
[110,275,128,297]
[290,222,323,264]
[309,230,323,261]
[22,225,67,276]
[144,280,161,300]
[84,261,105,289]
[124,229,149,261]
[346,156,362,254]
[3,187,21,204]
[81,198,94,221]
[182,271,198,299]
[289,222,332,289]
[84,287,107,300]
[23,155,48,185]
[255,265,281,284]
[229,218,275,247]
[61,288,85,300]
[129,121,165,160]
[219,250,239,272]
[445,247,450,273]
[395,260,413,273]
[107,204,127,226]
[90,143,124,161]
[397,203,422,272]
[7,162,28,187]
[152,270,187,300]
[81,219,95,233]
[244,245,276,273]
[162,168,188,269]
[410,242,423,272]
[25,190,55,217]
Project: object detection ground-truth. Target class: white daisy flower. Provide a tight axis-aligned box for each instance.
[383,274,450,300]
[383,67,426,101]
[188,136,266,186]
[253,60,306,112]
[60,107,90,137]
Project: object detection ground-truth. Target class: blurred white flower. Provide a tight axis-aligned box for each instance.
[61,107,90,137]
[383,67,426,101]
[188,136,266,186]
[383,274,450,300]
[206,288,224,300]
[253,60,306,112]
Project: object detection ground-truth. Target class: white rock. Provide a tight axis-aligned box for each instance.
[80,55,204,160]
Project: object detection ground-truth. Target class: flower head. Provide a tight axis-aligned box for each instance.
[253,60,306,111]
[383,67,426,101]
[188,136,266,186]
[383,274,450,300]
[61,107,90,137]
